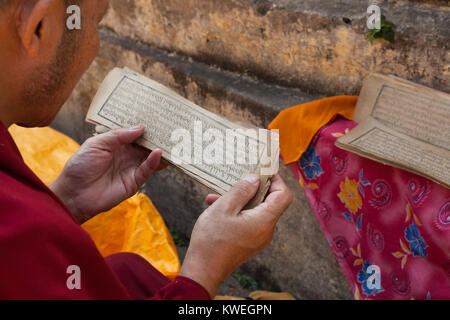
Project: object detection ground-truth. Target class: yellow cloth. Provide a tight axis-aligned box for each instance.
[82,193,180,280]
[9,125,180,280]
[268,96,357,164]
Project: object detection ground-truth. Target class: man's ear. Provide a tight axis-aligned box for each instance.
[16,0,57,57]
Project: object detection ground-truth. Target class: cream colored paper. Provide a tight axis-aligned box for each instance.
[86,68,279,207]
[337,73,450,188]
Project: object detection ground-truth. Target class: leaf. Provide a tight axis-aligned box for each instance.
[168,227,185,246]
[343,212,353,222]
[356,214,362,231]
[354,259,363,266]
[354,286,361,300]
[358,184,365,198]
[308,183,319,190]
[351,247,358,257]
[332,132,344,137]
[400,239,411,254]
[367,15,395,44]
[392,252,404,258]
[383,28,395,43]
[298,174,305,189]
[368,31,375,44]
[401,255,408,269]
[362,179,371,186]
[405,202,412,222]
[359,169,363,180]
[357,243,361,257]
[233,273,259,291]
[413,214,422,226]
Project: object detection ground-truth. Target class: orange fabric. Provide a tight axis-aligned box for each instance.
[9,125,180,280]
[268,96,357,164]
[82,194,180,281]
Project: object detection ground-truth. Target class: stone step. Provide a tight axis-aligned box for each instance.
[99,27,324,127]
[101,0,449,96]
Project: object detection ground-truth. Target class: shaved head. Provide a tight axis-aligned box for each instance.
[0,0,109,127]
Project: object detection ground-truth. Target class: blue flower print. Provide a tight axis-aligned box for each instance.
[299,145,323,179]
[405,223,427,257]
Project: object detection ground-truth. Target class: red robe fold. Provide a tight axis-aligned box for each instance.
[0,122,210,300]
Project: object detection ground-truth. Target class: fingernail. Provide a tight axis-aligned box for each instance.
[128,126,143,131]
[243,174,259,184]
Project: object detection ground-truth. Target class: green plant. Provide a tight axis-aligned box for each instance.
[168,227,185,246]
[233,273,259,291]
[368,15,395,44]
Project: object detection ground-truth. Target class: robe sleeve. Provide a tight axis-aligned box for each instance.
[0,123,211,300]
[149,277,211,300]
[105,252,211,300]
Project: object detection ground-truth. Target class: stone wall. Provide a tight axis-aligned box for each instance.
[52,0,449,299]
[100,0,449,96]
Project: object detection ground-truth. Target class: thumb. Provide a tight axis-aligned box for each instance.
[87,126,145,151]
[216,174,260,214]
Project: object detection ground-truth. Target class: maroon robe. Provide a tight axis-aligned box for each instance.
[0,123,210,300]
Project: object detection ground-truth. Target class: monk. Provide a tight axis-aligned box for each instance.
[0,0,293,299]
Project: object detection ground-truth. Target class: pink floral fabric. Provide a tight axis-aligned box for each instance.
[290,117,450,299]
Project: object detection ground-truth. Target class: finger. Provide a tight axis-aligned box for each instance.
[253,174,292,220]
[87,126,145,151]
[131,146,167,171]
[267,174,288,195]
[114,126,145,144]
[214,174,260,214]
[134,149,162,187]
[156,159,169,171]
[94,125,110,134]
[205,194,220,206]
[129,144,151,164]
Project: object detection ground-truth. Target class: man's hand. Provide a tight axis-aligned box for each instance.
[179,173,293,298]
[50,126,166,224]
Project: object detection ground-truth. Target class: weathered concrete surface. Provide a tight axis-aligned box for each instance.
[100,0,449,96]
[52,30,351,299]
[52,0,448,299]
